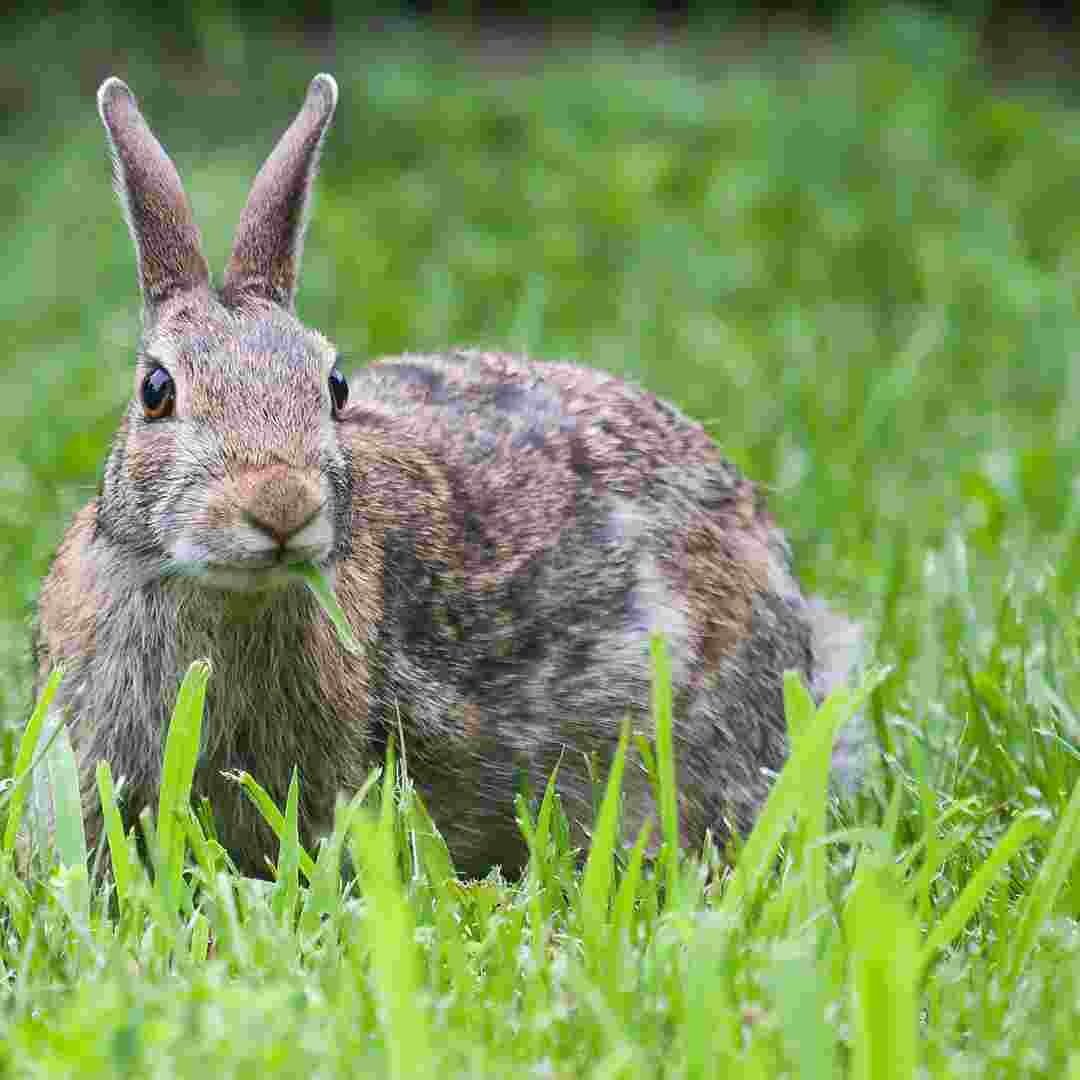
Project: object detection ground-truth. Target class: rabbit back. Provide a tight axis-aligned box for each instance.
[337,349,813,874]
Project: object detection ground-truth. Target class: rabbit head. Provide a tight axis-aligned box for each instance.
[95,76,350,593]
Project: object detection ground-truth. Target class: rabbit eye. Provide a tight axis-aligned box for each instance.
[141,367,175,420]
[329,366,349,415]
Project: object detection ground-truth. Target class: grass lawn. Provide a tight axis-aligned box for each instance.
[1,7,1079,1076]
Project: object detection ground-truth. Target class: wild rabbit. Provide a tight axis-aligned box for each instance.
[33,74,850,879]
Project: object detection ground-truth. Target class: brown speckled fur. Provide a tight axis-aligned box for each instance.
[32,76,834,879]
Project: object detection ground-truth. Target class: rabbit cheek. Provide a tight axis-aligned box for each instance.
[36,504,101,673]
[115,426,178,546]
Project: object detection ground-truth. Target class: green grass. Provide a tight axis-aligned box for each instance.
[2,7,1080,1076]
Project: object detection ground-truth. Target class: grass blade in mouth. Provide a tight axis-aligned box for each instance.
[289,561,364,655]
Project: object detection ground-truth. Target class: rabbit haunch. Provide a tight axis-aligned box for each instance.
[33,74,831,879]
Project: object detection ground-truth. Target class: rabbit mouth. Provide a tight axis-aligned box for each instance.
[165,507,336,591]
[169,543,335,592]
[205,566,296,591]
[185,559,329,593]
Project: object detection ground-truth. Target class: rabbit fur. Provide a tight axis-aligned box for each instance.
[32,74,850,879]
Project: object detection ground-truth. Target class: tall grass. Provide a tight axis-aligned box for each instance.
[1,646,1076,1076]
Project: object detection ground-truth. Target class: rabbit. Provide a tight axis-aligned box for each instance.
[31,74,853,880]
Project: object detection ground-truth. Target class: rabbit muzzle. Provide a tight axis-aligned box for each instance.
[168,463,335,590]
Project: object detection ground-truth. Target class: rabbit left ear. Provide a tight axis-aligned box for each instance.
[222,74,338,311]
[98,78,210,317]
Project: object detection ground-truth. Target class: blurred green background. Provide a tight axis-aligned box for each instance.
[4,4,1080,794]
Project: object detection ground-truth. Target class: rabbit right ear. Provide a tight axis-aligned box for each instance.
[221,74,337,310]
[97,78,209,315]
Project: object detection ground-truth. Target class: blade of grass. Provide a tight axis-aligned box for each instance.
[1007,770,1080,986]
[920,810,1044,974]
[518,755,562,931]
[901,822,977,906]
[783,671,831,922]
[190,911,211,964]
[407,788,455,888]
[301,823,345,940]
[847,865,920,1080]
[608,814,653,1012]
[183,805,226,882]
[770,943,836,1080]
[226,770,318,883]
[349,798,434,1078]
[157,660,210,911]
[580,721,629,959]
[3,668,63,855]
[684,921,739,1079]
[0,854,33,941]
[784,666,816,742]
[516,789,549,984]
[722,672,883,916]
[534,755,562,866]
[289,561,364,655]
[96,761,133,908]
[47,722,87,871]
[912,736,940,926]
[650,634,679,905]
[137,806,160,883]
[271,766,301,924]
[380,737,397,839]
[612,815,653,949]
[301,771,381,938]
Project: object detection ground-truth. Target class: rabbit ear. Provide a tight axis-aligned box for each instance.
[222,74,338,310]
[98,78,210,314]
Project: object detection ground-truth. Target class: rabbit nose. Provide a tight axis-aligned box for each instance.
[238,466,325,546]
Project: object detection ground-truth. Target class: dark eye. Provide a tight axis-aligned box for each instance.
[141,367,175,420]
[329,366,349,415]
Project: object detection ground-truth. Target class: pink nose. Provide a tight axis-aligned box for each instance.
[237,466,325,545]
